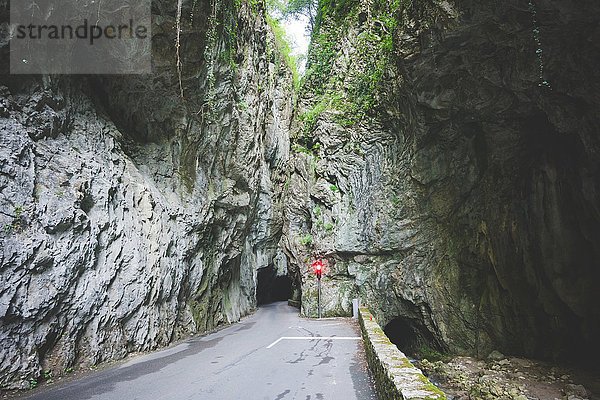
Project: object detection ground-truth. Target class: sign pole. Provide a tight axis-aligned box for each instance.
[312,259,324,319]
[317,278,321,319]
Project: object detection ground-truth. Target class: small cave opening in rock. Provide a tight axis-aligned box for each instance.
[256,266,292,305]
[384,316,444,360]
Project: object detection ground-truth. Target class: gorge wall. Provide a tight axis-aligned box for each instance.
[0,0,293,389]
[1,0,600,391]
[283,0,600,365]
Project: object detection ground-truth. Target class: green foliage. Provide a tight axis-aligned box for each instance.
[299,0,401,136]
[315,218,323,229]
[299,97,327,133]
[299,233,313,246]
[269,0,318,32]
[286,0,318,31]
[266,0,284,12]
[302,32,337,97]
[14,205,23,218]
[43,370,54,384]
[291,142,321,157]
[348,141,363,155]
[299,91,344,133]
[237,100,249,111]
[249,0,260,12]
[416,374,447,399]
[312,0,360,33]
[312,203,334,234]
[329,184,339,193]
[29,379,38,389]
[4,205,26,234]
[266,15,300,87]
[202,0,219,118]
[308,156,318,176]
[418,345,451,363]
[292,143,311,154]
[223,16,238,71]
[65,367,74,374]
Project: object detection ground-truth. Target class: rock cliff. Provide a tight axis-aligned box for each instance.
[0,0,293,388]
[283,0,600,365]
[2,0,600,391]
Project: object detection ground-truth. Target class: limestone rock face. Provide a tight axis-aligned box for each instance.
[0,0,293,389]
[2,0,599,390]
[284,0,600,364]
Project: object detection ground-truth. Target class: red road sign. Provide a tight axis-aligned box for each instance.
[312,259,324,280]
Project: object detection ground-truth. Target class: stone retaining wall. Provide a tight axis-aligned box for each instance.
[359,307,446,400]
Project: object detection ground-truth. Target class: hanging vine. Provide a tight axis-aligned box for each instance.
[223,0,239,71]
[528,0,551,89]
[190,0,199,26]
[175,0,184,98]
[202,0,219,123]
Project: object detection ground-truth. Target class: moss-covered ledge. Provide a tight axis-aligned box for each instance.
[359,307,446,400]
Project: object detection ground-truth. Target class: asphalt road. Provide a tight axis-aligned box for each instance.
[19,302,377,400]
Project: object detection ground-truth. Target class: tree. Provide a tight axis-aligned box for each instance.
[267,0,318,33]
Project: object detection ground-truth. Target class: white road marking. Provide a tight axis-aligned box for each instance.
[266,336,361,349]
[266,337,285,349]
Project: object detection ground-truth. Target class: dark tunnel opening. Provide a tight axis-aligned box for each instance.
[256,266,292,305]
[384,316,443,360]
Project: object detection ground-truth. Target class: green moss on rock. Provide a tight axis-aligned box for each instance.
[359,307,447,400]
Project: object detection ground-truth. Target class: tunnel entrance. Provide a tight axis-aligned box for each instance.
[256,266,292,305]
[384,316,443,360]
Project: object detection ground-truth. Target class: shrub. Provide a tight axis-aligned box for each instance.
[299,233,313,246]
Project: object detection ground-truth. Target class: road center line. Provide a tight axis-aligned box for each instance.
[266,336,361,349]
